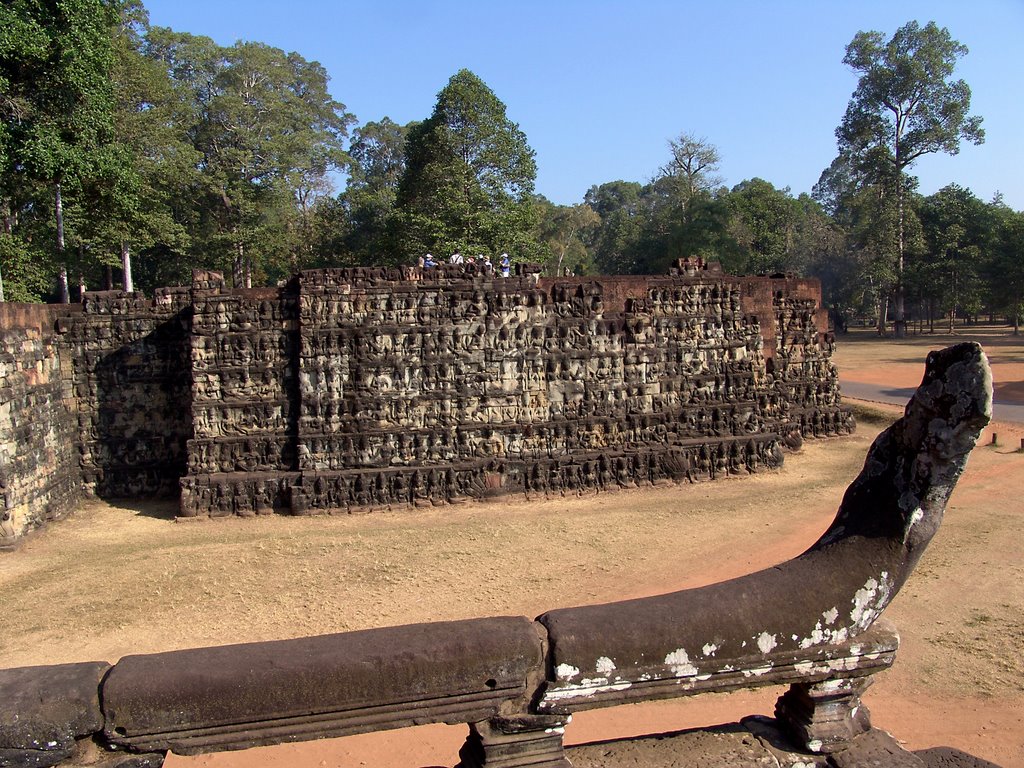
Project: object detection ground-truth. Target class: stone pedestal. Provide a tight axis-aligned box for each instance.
[775,676,872,754]
[459,715,572,768]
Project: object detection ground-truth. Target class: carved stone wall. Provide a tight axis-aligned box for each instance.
[182,271,299,516]
[0,260,851,533]
[59,289,194,499]
[179,260,852,517]
[0,304,81,543]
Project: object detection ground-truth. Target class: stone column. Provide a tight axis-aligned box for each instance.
[459,715,572,767]
[775,676,873,753]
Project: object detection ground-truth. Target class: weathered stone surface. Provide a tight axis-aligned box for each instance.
[102,616,543,754]
[0,260,852,538]
[914,747,1004,768]
[567,722,790,767]
[0,304,81,543]
[0,661,109,766]
[535,343,990,735]
[0,344,997,767]
[566,721,967,767]
[459,716,572,767]
[828,727,927,767]
[775,677,872,753]
[178,261,850,517]
[61,290,193,499]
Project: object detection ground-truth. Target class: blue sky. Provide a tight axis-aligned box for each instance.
[142,0,1024,210]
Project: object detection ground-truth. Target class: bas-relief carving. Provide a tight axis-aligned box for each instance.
[176,263,851,516]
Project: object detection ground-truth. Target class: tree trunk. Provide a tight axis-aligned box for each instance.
[893,182,906,338]
[104,265,113,290]
[0,196,7,300]
[121,240,134,293]
[876,294,888,336]
[58,267,69,304]
[245,256,252,289]
[56,182,69,304]
[78,272,86,302]
[233,238,245,288]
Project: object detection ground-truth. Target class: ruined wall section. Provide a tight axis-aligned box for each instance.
[61,290,193,499]
[0,261,849,529]
[738,276,850,440]
[0,304,81,543]
[180,272,299,516]
[177,263,841,517]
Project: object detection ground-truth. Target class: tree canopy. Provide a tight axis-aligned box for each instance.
[0,8,1018,338]
[393,69,538,259]
[832,20,984,335]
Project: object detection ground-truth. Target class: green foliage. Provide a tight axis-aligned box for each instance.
[583,181,644,274]
[1,0,123,297]
[1,0,119,183]
[394,69,538,259]
[0,232,50,301]
[343,117,412,265]
[988,204,1024,332]
[832,20,984,334]
[582,136,734,277]
[531,197,599,276]
[1,5,1016,317]
[915,184,992,329]
[839,21,984,172]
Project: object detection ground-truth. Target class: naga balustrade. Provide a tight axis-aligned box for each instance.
[0,342,992,768]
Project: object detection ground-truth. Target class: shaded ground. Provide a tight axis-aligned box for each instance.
[1,326,1021,767]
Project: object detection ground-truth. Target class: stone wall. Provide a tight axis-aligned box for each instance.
[0,260,851,533]
[179,260,852,517]
[0,304,80,544]
[183,271,299,515]
[59,288,193,499]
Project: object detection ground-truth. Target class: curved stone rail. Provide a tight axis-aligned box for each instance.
[536,342,991,749]
[0,344,991,767]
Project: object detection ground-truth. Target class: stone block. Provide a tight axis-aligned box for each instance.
[103,616,544,754]
[0,661,110,766]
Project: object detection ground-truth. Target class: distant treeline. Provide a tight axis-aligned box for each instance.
[1,4,1021,333]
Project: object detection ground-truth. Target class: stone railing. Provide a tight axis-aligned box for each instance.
[0,343,990,767]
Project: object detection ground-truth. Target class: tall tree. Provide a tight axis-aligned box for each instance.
[917,184,990,331]
[659,133,722,218]
[583,181,644,274]
[531,197,599,276]
[639,133,730,273]
[82,0,199,293]
[725,178,802,275]
[1,0,121,301]
[988,203,1024,335]
[145,31,353,287]
[835,20,984,336]
[394,69,538,259]
[343,117,412,264]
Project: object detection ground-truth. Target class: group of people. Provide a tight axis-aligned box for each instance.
[419,251,512,278]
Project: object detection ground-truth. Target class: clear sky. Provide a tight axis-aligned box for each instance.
[141,0,1024,210]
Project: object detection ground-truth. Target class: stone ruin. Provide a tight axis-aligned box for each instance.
[1,258,852,543]
[0,343,994,766]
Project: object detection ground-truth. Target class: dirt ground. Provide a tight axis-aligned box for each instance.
[1,326,1021,767]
